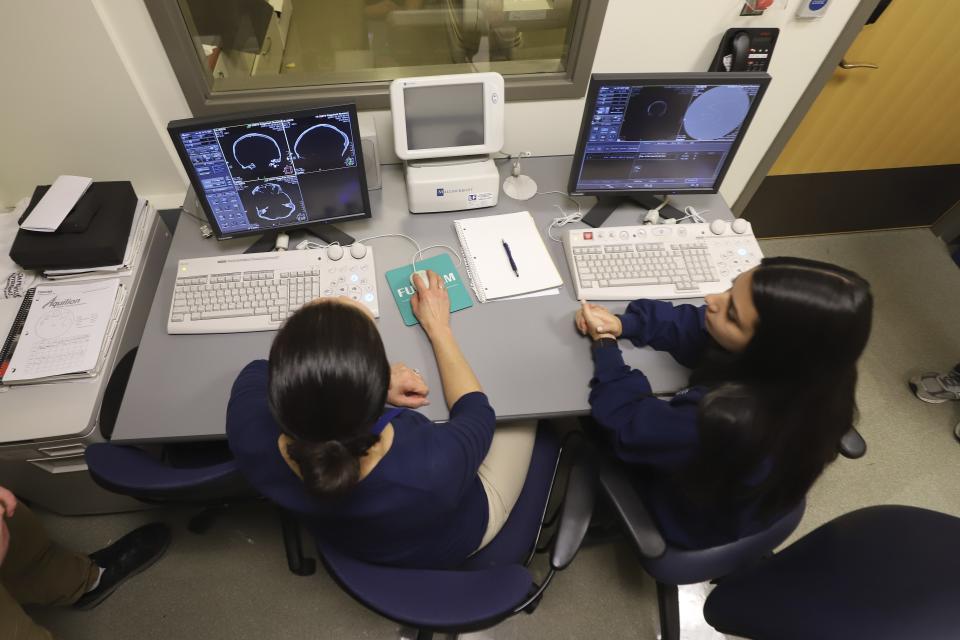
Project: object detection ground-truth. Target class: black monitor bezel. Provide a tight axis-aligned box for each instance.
[167,103,372,240]
[567,72,771,198]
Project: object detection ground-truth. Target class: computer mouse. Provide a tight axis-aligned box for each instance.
[326,244,344,261]
[349,243,367,259]
[410,270,429,290]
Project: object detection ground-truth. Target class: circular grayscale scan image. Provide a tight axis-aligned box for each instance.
[683,86,751,141]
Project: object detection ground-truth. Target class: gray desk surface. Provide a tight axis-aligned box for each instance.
[113,156,732,443]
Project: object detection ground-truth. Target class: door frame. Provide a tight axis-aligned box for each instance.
[733,0,884,215]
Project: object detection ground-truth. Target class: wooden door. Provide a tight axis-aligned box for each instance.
[744,0,960,237]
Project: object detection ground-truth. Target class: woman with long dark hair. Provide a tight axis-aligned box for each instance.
[575,257,873,548]
[227,271,536,568]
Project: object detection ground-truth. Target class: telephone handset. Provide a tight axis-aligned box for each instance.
[709,27,779,72]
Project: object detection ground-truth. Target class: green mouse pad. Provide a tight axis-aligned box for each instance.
[384,253,473,326]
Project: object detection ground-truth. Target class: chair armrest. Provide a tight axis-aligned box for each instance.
[595,451,666,559]
[550,449,596,570]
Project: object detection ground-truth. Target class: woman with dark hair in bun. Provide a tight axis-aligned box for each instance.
[576,257,873,549]
[227,270,535,569]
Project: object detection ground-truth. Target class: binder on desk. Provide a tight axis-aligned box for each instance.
[454,211,562,303]
[0,279,125,385]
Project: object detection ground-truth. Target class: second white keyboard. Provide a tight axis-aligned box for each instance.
[563,220,763,301]
[167,246,379,334]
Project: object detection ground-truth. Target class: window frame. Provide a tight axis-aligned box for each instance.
[145,0,609,117]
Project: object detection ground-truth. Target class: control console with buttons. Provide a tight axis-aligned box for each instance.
[167,244,379,334]
[563,220,762,301]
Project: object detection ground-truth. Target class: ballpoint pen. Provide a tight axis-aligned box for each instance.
[501,239,519,277]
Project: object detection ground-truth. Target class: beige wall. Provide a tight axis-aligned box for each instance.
[1,0,861,209]
[0,0,185,208]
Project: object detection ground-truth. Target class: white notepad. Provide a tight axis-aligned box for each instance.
[454,211,563,303]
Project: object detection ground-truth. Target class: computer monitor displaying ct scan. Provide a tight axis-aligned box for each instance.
[168,104,371,242]
[568,72,770,226]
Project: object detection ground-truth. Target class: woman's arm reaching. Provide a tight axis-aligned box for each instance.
[411,270,482,410]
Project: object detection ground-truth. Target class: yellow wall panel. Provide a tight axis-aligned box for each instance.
[771,0,960,175]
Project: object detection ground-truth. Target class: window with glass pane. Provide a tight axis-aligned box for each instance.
[178,0,582,92]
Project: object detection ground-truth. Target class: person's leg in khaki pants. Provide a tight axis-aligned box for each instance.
[1,505,99,640]
[475,420,539,550]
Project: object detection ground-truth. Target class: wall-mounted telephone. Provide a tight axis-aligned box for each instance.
[709,27,780,72]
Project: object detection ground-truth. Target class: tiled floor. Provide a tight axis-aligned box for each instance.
[28,227,960,639]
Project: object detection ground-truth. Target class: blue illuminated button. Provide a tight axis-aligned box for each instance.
[350,274,359,283]
[363,293,375,302]
[737,248,748,256]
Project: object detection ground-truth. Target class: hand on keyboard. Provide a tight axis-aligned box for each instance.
[387,363,430,408]
[576,301,622,340]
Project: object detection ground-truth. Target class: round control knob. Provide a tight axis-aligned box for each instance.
[349,243,367,259]
[326,244,344,261]
[731,218,750,235]
[619,231,629,239]
[709,219,729,235]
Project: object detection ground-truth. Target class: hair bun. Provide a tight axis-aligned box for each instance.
[286,438,360,498]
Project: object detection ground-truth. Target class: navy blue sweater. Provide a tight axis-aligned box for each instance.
[590,299,773,549]
[226,360,495,569]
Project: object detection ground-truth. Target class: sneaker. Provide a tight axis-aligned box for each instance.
[73,522,171,611]
[909,371,960,404]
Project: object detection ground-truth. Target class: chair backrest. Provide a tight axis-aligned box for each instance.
[303,425,569,635]
[703,505,960,640]
[85,442,252,503]
[639,499,805,586]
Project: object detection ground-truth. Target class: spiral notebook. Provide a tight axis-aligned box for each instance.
[453,211,563,303]
[0,279,124,384]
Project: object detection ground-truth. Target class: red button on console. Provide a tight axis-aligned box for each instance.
[583,232,593,240]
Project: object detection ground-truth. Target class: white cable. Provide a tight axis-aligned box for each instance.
[677,206,709,224]
[412,244,464,270]
[535,190,584,242]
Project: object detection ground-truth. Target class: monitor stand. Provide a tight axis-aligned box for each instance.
[243,224,355,254]
[581,195,685,228]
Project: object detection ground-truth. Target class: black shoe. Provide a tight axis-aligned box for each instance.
[73,522,171,611]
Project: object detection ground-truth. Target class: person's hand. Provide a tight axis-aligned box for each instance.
[410,270,451,339]
[0,517,8,567]
[575,301,622,340]
[0,486,16,520]
[0,486,16,568]
[387,363,430,408]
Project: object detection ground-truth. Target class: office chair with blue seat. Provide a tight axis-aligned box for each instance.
[290,425,595,639]
[592,448,805,640]
[703,505,960,640]
[84,442,317,576]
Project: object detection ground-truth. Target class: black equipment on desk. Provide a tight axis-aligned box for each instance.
[9,181,137,269]
[709,28,779,73]
[167,103,371,250]
[568,72,771,227]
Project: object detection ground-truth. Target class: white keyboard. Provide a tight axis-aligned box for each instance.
[563,220,763,301]
[167,246,379,334]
